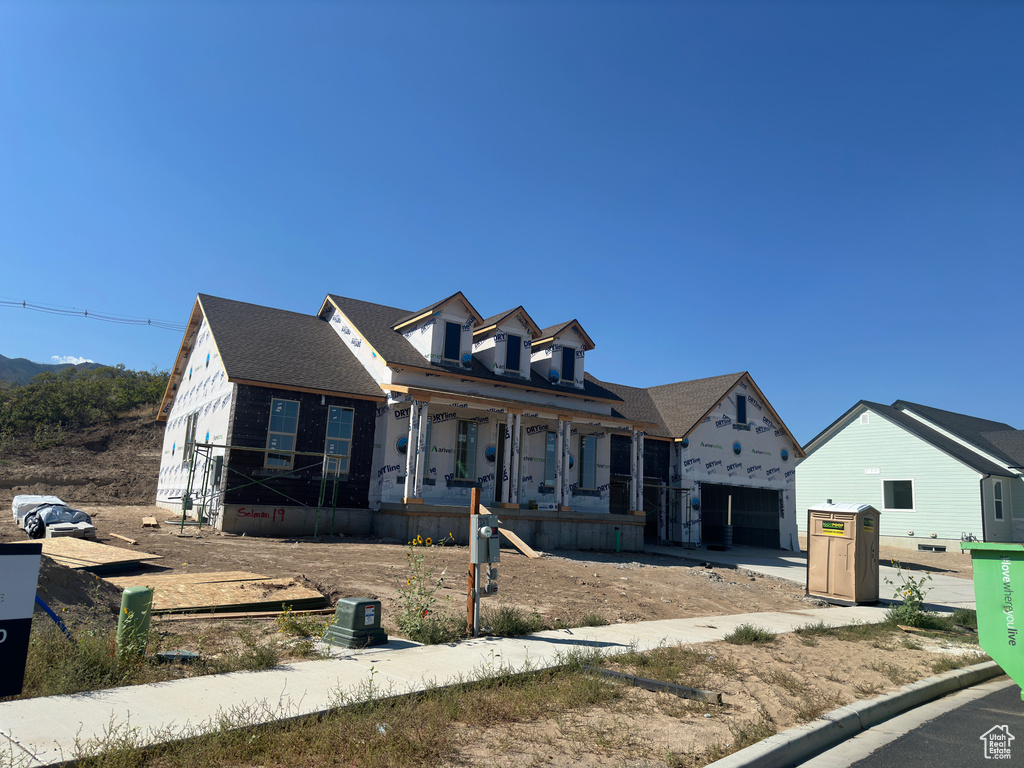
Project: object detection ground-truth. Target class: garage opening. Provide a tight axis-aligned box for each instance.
[700,483,781,549]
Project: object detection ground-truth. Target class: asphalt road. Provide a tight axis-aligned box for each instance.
[804,679,1024,768]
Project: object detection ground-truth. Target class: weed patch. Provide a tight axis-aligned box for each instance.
[483,603,545,637]
[724,624,776,645]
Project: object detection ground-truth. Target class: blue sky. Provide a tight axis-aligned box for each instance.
[2,1,1021,444]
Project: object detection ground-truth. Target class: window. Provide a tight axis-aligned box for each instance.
[421,421,432,479]
[505,334,521,374]
[266,398,300,468]
[443,321,462,362]
[995,481,1004,520]
[544,431,557,486]
[736,395,747,425]
[455,420,477,480]
[579,434,597,489]
[561,346,576,384]
[324,406,354,475]
[183,411,199,463]
[883,479,914,510]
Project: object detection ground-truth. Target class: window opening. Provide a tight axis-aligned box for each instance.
[544,431,557,485]
[443,321,461,362]
[883,479,914,510]
[579,434,597,489]
[561,346,576,384]
[266,398,300,468]
[736,395,747,425]
[324,406,354,475]
[183,411,199,464]
[506,334,521,374]
[455,420,477,480]
[995,480,1004,520]
[422,421,432,479]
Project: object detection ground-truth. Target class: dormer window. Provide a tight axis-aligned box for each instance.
[561,346,576,385]
[506,334,521,374]
[443,321,462,363]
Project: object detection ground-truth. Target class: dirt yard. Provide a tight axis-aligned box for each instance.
[0,506,974,636]
[1,504,822,633]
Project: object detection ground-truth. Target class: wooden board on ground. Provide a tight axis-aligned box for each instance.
[14,537,162,573]
[499,527,542,559]
[142,517,159,528]
[104,571,327,614]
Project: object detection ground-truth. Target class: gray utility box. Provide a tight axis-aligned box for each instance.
[806,503,880,605]
[470,514,500,564]
[323,598,388,649]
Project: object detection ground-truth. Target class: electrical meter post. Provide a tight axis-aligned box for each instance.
[468,502,500,637]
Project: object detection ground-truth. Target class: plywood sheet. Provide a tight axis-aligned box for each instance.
[144,578,326,614]
[15,538,162,572]
[106,571,266,588]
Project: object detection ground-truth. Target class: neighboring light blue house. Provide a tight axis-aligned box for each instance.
[796,400,1024,551]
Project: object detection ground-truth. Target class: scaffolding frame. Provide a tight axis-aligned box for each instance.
[177,442,348,538]
[641,481,693,547]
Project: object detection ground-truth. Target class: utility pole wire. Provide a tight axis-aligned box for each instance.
[0,297,186,332]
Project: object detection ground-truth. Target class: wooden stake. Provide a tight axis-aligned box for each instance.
[467,487,480,637]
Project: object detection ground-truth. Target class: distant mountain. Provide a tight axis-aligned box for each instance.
[0,354,105,386]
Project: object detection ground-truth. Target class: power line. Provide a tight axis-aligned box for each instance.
[0,297,186,332]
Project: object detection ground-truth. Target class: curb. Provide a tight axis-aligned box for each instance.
[705,660,1003,768]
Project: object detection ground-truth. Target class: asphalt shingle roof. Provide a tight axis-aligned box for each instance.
[586,376,667,434]
[646,373,747,437]
[390,291,483,330]
[894,400,1024,467]
[326,294,622,402]
[586,372,748,439]
[198,294,383,399]
[854,401,1012,476]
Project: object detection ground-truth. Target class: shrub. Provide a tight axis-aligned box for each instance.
[483,604,545,637]
[724,624,776,645]
[275,605,327,638]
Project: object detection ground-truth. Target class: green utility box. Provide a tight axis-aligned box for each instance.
[323,598,388,649]
[962,542,1024,699]
[116,586,153,656]
[806,503,880,605]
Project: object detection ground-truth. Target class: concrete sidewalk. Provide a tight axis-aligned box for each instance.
[0,605,889,767]
[645,544,977,610]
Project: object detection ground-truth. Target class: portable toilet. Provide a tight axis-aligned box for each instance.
[806,503,880,605]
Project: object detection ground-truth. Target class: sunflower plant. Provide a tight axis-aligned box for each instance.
[394,533,461,643]
[884,560,933,627]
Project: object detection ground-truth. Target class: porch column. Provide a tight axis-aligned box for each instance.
[630,429,639,511]
[561,420,572,509]
[501,418,513,504]
[509,413,521,507]
[413,401,429,498]
[403,403,418,500]
[554,419,565,507]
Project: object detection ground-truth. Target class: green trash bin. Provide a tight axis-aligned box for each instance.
[962,542,1024,699]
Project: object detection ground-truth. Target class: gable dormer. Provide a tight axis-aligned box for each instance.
[530,320,595,389]
[472,306,542,380]
[392,291,484,370]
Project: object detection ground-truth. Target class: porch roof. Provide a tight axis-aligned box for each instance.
[382,384,657,431]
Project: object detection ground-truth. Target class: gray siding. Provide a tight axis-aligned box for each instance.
[796,407,983,542]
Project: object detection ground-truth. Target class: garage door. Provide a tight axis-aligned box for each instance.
[700,483,780,549]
